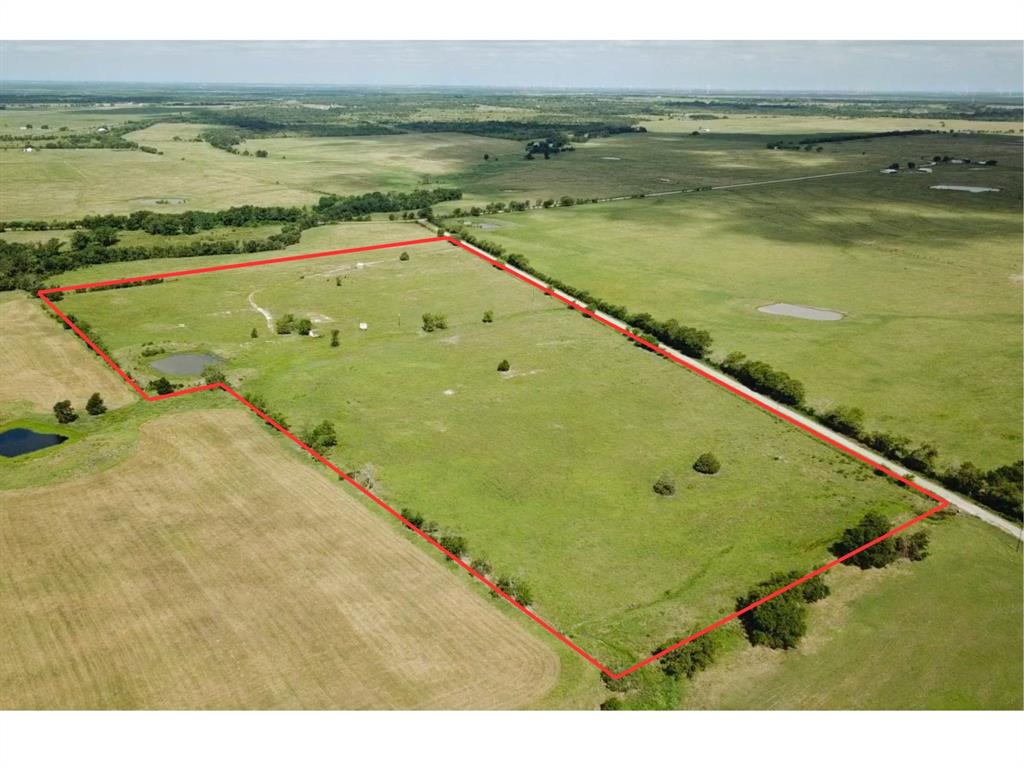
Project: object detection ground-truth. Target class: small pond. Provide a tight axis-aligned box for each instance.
[758,303,845,321]
[151,352,223,376]
[0,427,68,458]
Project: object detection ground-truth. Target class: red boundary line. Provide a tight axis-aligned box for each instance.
[38,235,948,679]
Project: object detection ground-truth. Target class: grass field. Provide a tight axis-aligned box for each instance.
[55,227,932,669]
[681,513,1022,709]
[476,137,1023,467]
[0,408,560,709]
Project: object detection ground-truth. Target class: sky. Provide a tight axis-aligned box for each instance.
[1,41,1021,93]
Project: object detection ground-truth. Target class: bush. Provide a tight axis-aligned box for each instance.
[421,312,448,332]
[656,632,719,679]
[830,512,898,569]
[85,392,106,416]
[692,452,720,475]
[653,471,676,497]
[302,420,337,452]
[330,329,340,347]
[399,251,410,261]
[151,377,175,395]
[275,313,296,334]
[202,366,227,385]
[401,508,424,528]
[822,405,865,438]
[439,534,468,558]
[495,574,533,605]
[482,310,494,323]
[250,327,258,339]
[737,585,807,650]
[297,318,313,336]
[599,697,625,711]
[895,530,930,561]
[53,399,77,423]
[469,556,491,575]
[497,359,510,372]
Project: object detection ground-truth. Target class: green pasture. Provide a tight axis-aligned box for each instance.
[476,138,1023,468]
[57,231,928,667]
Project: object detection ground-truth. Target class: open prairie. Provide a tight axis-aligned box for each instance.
[476,135,1023,467]
[0,408,560,709]
[56,227,931,669]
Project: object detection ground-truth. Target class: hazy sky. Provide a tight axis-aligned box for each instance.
[1,41,1021,92]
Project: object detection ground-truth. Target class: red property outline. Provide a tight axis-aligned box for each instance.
[37,235,948,679]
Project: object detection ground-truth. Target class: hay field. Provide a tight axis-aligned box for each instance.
[0,408,559,709]
[0,294,135,412]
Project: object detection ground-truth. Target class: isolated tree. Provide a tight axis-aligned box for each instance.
[151,377,175,395]
[85,392,106,416]
[53,399,77,424]
[693,452,721,475]
[250,327,258,339]
[422,312,448,332]
[482,310,494,323]
[497,359,510,372]
[255,149,268,158]
[330,329,340,347]
[400,251,410,261]
[297,318,313,336]
[653,471,676,497]
[737,587,807,650]
[831,511,898,569]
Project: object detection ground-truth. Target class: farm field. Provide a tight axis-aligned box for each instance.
[0,408,560,709]
[475,138,1023,468]
[0,293,135,414]
[55,226,933,670]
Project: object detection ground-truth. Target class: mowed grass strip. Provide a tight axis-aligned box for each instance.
[58,231,929,667]
[0,294,135,412]
[0,409,559,709]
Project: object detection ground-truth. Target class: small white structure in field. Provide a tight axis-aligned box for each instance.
[96,126,108,133]
[356,262,365,269]
[358,322,368,331]
[880,168,897,174]
[23,146,34,153]
[918,167,933,173]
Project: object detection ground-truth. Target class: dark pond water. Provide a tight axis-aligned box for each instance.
[0,427,68,458]
[151,353,222,376]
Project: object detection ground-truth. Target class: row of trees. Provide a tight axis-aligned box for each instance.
[720,351,806,406]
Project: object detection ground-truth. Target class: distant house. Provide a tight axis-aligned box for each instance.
[23,146,35,153]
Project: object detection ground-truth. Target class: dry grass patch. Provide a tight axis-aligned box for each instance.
[0,296,135,411]
[0,409,558,709]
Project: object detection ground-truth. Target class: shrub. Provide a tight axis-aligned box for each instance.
[656,632,720,679]
[439,534,468,558]
[399,251,410,261]
[830,511,899,569]
[202,366,227,385]
[275,313,296,334]
[692,452,720,475]
[297,318,313,336]
[495,574,533,605]
[421,312,448,332]
[822,405,865,438]
[469,556,491,575]
[482,310,494,323]
[85,392,107,416]
[737,585,807,650]
[330,329,340,347]
[653,471,676,497]
[895,530,930,561]
[599,697,625,711]
[250,327,258,339]
[151,377,175,395]
[497,359,510,372]
[53,399,77,423]
[401,508,425,528]
[302,420,337,452]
